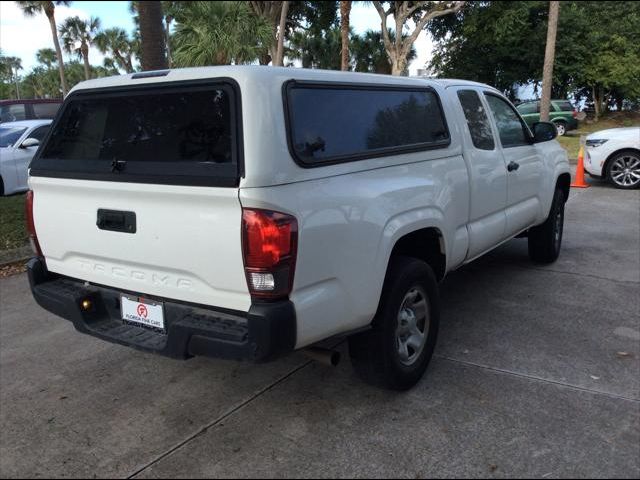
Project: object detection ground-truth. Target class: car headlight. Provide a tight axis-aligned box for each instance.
[586,139,608,147]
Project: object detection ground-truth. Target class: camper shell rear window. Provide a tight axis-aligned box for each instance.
[31,80,242,187]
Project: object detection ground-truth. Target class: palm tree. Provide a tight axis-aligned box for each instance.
[16,1,70,96]
[36,47,57,69]
[137,1,168,70]
[95,28,136,73]
[1,56,23,98]
[172,2,273,67]
[59,16,101,81]
[340,1,351,71]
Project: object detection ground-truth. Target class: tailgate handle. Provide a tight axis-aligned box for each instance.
[97,209,136,234]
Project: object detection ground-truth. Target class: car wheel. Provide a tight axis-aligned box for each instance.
[348,256,439,391]
[606,151,640,189]
[0,177,4,196]
[528,187,565,264]
[554,122,567,136]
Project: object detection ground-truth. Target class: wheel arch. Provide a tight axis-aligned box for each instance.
[387,227,447,282]
[556,172,571,203]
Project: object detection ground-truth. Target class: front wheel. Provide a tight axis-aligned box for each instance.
[348,256,440,391]
[606,151,640,189]
[528,188,565,264]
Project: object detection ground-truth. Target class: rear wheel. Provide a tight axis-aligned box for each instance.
[554,121,567,136]
[606,151,640,189]
[528,187,565,264]
[348,256,439,391]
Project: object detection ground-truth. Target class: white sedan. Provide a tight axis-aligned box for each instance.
[584,126,640,189]
[0,119,52,196]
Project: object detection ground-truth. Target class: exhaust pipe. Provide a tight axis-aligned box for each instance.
[302,347,341,367]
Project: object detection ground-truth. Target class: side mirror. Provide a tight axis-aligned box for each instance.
[532,122,557,143]
[19,138,40,149]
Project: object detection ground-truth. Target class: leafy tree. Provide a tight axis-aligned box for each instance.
[172,1,273,66]
[19,60,116,99]
[372,1,465,75]
[352,30,417,75]
[249,1,292,66]
[288,26,343,70]
[16,0,70,95]
[428,1,640,113]
[95,28,136,73]
[59,15,101,80]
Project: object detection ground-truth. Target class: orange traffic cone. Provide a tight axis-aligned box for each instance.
[571,145,590,188]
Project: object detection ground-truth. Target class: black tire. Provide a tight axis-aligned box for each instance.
[0,177,4,197]
[348,256,440,391]
[554,121,567,136]
[605,150,640,190]
[528,188,565,264]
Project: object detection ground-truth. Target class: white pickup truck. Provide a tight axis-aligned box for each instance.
[27,67,570,390]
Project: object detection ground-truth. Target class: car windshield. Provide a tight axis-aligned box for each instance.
[0,127,27,147]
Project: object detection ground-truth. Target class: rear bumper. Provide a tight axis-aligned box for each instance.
[27,257,296,362]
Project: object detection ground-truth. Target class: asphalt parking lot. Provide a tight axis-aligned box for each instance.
[1,178,639,479]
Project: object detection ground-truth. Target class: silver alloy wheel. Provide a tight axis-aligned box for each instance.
[395,286,429,366]
[555,123,566,136]
[610,155,640,187]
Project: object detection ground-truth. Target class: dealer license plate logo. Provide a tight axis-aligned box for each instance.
[121,296,165,331]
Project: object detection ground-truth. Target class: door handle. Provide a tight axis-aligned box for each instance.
[507,161,520,172]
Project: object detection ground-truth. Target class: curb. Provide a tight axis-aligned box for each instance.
[0,245,32,268]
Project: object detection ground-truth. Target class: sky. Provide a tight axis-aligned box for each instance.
[0,1,433,76]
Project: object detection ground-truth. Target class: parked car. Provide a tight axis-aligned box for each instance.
[584,127,640,189]
[0,99,61,123]
[0,119,51,196]
[516,99,578,136]
[25,67,570,390]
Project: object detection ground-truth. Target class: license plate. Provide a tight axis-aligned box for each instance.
[121,295,165,332]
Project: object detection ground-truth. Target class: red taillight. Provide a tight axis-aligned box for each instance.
[242,208,297,299]
[25,190,43,257]
[573,110,578,118]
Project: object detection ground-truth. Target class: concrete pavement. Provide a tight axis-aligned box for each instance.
[1,177,639,478]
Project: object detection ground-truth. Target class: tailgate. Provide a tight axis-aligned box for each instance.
[31,176,250,312]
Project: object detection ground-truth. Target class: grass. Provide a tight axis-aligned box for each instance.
[557,111,640,161]
[0,194,27,251]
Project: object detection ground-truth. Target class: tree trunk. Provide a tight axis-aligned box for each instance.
[47,11,67,97]
[138,1,168,71]
[540,1,559,122]
[390,55,408,76]
[13,68,21,100]
[165,17,172,68]
[82,43,91,80]
[593,85,601,122]
[340,1,351,71]
[274,1,290,67]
